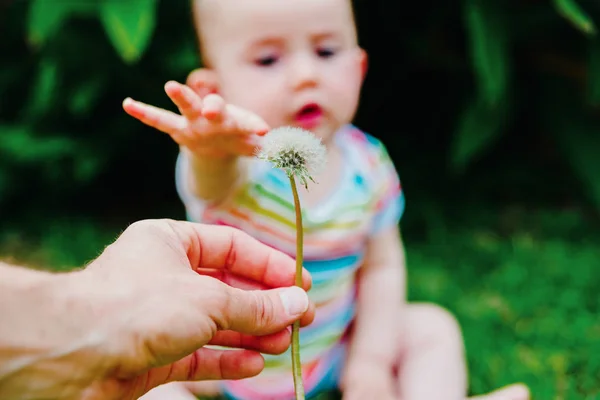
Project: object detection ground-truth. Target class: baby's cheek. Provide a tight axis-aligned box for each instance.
[330,86,361,123]
[238,95,286,127]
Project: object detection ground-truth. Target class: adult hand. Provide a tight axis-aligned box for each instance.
[0,219,314,400]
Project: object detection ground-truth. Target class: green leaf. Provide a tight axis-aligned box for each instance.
[0,124,76,163]
[452,0,512,173]
[450,98,508,173]
[553,0,596,35]
[68,77,107,116]
[22,59,60,119]
[165,39,201,74]
[587,39,600,105]
[99,0,159,64]
[464,0,511,106]
[27,0,74,47]
[0,168,10,201]
[550,118,600,212]
[27,1,97,47]
[540,75,600,211]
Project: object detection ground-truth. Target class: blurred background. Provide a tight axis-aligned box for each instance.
[1,0,600,398]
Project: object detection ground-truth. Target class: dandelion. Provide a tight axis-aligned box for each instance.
[255,127,326,400]
[256,126,327,189]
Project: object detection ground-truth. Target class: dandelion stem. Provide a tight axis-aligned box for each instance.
[289,174,305,400]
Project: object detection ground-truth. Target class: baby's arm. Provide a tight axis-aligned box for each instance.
[123,81,269,203]
[182,146,248,203]
[344,227,406,369]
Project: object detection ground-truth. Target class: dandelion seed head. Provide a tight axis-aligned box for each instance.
[256,126,327,188]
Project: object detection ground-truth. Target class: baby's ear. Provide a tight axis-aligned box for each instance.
[358,48,368,80]
[186,68,220,97]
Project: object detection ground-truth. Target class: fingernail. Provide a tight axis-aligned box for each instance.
[280,287,309,317]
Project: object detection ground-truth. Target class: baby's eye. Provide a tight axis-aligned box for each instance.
[316,47,336,58]
[255,55,278,66]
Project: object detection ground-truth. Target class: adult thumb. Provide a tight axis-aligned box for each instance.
[215,285,310,336]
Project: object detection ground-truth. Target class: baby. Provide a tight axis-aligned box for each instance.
[123,0,530,399]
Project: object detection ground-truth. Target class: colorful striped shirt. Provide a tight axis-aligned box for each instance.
[175,124,405,399]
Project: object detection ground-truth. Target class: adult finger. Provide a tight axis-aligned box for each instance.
[195,267,269,290]
[108,220,311,290]
[300,301,316,327]
[169,221,312,291]
[123,98,187,135]
[164,81,203,122]
[137,348,264,396]
[193,269,316,327]
[208,328,291,354]
[210,284,310,336]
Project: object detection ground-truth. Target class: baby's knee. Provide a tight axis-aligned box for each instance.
[408,303,463,346]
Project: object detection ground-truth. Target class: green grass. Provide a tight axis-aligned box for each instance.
[1,210,598,399]
[409,230,600,399]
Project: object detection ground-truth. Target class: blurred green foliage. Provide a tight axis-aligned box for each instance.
[1,0,198,219]
[2,0,600,221]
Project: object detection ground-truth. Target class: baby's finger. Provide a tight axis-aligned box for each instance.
[164,81,203,122]
[226,104,270,136]
[202,94,226,122]
[123,97,187,135]
[186,68,219,98]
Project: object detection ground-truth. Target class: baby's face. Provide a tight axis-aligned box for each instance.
[196,0,366,143]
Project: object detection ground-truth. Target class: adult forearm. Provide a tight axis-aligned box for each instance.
[0,263,60,393]
[0,263,101,399]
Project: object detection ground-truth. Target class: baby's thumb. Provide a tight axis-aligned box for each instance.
[225,104,270,136]
[215,286,309,336]
[186,68,219,98]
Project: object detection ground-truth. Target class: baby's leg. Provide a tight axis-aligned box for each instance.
[469,383,530,400]
[395,303,529,400]
[394,303,467,399]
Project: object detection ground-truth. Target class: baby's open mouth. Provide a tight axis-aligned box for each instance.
[297,103,321,117]
[295,104,323,129]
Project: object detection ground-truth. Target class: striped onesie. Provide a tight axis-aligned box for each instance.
[175,124,405,399]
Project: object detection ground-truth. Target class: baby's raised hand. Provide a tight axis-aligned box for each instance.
[123,81,269,158]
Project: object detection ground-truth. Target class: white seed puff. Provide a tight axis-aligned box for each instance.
[256,127,327,188]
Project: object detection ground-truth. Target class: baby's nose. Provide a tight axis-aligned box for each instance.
[289,54,319,90]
